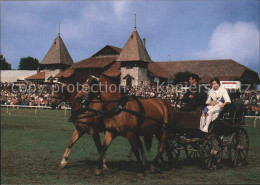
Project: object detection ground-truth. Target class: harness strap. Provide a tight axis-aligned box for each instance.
[76,95,163,125]
[102,96,128,117]
[131,96,145,127]
[77,110,103,120]
[121,107,162,123]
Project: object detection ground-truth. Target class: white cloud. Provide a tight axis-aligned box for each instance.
[61,2,132,46]
[112,1,131,18]
[194,21,259,67]
[3,11,41,31]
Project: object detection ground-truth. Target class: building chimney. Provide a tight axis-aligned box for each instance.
[143,38,146,48]
[37,66,40,74]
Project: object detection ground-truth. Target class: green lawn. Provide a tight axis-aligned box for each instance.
[1,108,260,184]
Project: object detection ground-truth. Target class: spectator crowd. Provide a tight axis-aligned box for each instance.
[1,81,260,116]
[125,83,260,116]
[1,82,52,107]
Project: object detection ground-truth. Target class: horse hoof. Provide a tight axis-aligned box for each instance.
[103,164,109,171]
[126,157,131,162]
[137,172,145,177]
[94,168,103,176]
[149,164,158,173]
[142,159,148,166]
[60,162,67,169]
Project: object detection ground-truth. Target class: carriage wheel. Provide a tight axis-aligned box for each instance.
[201,134,223,169]
[164,134,181,163]
[185,140,203,162]
[228,128,249,166]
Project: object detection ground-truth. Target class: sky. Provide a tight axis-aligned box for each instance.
[1,0,259,77]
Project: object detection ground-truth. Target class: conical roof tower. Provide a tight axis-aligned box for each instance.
[117,30,152,63]
[119,18,152,86]
[41,33,73,70]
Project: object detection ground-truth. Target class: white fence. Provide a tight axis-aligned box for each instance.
[1,104,71,116]
[1,104,71,110]
[245,116,260,128]
[1,105,259,127]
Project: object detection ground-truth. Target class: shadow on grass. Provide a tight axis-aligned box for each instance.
[62,156,242,175]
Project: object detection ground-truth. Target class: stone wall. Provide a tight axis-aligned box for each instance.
[137,67,150,85]
[45,69,61,82]
[120,67,150,86]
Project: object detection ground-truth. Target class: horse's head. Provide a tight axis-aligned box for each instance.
[50,82,70,109]
[75,75,100,104]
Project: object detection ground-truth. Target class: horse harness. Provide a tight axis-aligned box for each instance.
[74,95,163,126]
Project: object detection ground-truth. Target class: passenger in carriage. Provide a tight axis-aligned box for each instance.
[200,78,231,132]
[232,91,246,113]
[181,73,207,112]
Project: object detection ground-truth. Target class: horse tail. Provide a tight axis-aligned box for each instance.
[143,135,153,152]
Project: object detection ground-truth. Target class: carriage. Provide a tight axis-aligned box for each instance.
[52,75,250,174]
[165,105,249,169]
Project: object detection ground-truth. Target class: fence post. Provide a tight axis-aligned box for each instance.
[35,107,37,115]
[64,108,67,116]
[254,117,258,128]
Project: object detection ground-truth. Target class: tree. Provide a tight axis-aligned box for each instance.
[174,71,192,84]
[18,56,40,70]
[0,55,12,70]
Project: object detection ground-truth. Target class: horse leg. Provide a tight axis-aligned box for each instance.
[60,129,83,169]
[126,149,133,162]
[154,132,167,163]
[150,127,167,173]
[126,138,146,164]
[127,133,145,175]
[95,131,114,176]
[91,131,108,170]
[137,137,148,166]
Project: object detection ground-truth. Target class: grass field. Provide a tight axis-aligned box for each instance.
[1,107,260,184]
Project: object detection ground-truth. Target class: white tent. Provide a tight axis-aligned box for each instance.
[0,70,37,82]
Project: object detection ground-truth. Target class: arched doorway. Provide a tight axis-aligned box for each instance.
[123,74,134,87]
[126,77,132,86]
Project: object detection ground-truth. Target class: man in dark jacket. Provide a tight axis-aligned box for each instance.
[232,92,246,113]
[181,74,207,112]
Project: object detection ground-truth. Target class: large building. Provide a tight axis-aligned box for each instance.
[27,26,259,87]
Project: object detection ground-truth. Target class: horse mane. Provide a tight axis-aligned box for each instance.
[100,74,126,96]
[100,74,117,85]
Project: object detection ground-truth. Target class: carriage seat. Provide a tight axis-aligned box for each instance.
[217,103,245,124]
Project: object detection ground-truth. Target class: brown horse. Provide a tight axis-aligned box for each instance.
[50,78,107,169]
[76,74,174,175]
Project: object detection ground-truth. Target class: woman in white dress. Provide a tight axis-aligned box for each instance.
[200,78,231,132]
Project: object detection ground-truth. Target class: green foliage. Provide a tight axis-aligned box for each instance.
[18,56,40,70]
[174,71,192,84]
[0,55,12,70]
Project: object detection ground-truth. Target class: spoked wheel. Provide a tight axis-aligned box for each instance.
[185,140,203,162]
[228,128,249,167]
[164,133,181,163]
[201,134,223,170]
